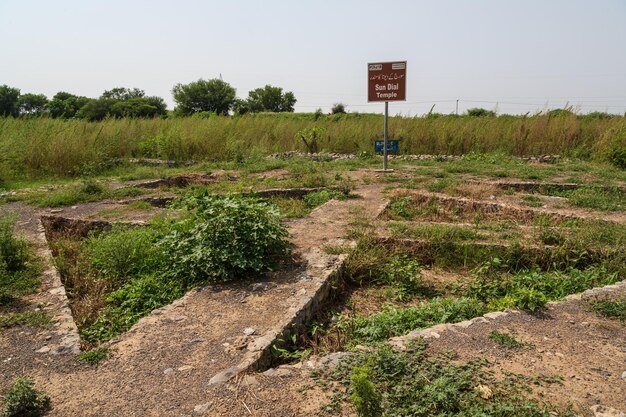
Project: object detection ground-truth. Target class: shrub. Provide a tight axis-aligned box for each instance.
[0,216,37,305]
[350,367,382,417]
[331,103,346,114]
[1,377,50,417]
[85,226,167,283]
[160,195,289,285]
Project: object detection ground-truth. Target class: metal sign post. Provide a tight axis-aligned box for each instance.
[383,101,389,170]
[368,61,407,171]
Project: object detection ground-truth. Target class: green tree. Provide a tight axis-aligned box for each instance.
[331,102,346,114]
[18,93,48,116]
[76,98,112,121]
[110,96,167,118]
[466,108,496,117]
[172,78,236,116]
[49,92,90,119]
[0,85,20,117]
[101,87,145,101]
[244,85,296,113]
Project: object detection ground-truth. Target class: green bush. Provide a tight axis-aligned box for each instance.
[160,195,289,285]
[86,226,167,283]
[350,367,382,417]
[80,275,184,344]
[1,377,50,417]
[344,297,487,343]
[0,216,38,306]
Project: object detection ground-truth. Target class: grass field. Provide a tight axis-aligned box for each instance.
[0,112,624,180]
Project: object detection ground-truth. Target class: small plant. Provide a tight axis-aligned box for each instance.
[350,367,382,417]
[489,330,525,349]
[522,195,542,207]
[78,347,110,366]
[0,311,50,330]
[0,216,38,306]
[589,297,626,322]
[1,377,50,417]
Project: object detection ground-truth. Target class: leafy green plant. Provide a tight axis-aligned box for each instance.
[85,226,167,283]
[160,195,289,285]
[489,331,525,349]
[342,297,486,344]
[0,216,38,306]
[321,341,570,417]
[1,377,50,417]
[0,311,50,330]
[350,367,382,417]
[77,347,110,366]
[589,298,626,322]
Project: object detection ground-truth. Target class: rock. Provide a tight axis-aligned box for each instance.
[193,402,212,414]
[36,346,51,353]
[208,367,238,387]
[189,337,206,344]
[242,375,259,387]
[177,365,193,372]
[621,371,626,381]
[168,315,186,322]
[243,327,256,336]
[251,282,270,292]
[262,368,292,377]
[163,368,174,375]
[590,405,626,417]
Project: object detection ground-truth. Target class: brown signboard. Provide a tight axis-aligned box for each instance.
[368,61,407,102]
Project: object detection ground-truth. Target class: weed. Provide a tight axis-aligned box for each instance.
[388,222,482,242]
[0,216,39,306]
[85,225,167,283]
[468,266,619,311]
[350,367,383,417]
[77,347,110,366]
[320,341,571,416]
[556,187,625,212]
[1,377,50,417]
[341,297,486,344]
[489,330,525,349]
[0,311,50,329]
[589,297,626,322]
[522,195,543,207]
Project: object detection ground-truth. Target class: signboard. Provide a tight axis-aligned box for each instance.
[374,140,399,154]
[367,61,407,102]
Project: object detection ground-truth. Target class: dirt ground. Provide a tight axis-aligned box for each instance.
[1,166,625,416]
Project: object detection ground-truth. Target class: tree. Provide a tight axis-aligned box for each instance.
[49,92,90,119]
[244,85,296,113]
[110,96,167,118]
[18,93,48,116]
[172,79,236,116]
[0,85,20,117]
[466,108,496,117]
[331,103,346,114]
[101,87,145,101]
[76,98,112,121]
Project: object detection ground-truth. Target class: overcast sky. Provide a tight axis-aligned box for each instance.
[1,0,625,115]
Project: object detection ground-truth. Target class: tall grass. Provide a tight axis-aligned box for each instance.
[0,112,624,179]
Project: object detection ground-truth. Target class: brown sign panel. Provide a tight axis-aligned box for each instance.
[368,61,407,102]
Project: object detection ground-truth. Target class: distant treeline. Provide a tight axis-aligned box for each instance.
[0,80,298,121]
[0,111,624,179]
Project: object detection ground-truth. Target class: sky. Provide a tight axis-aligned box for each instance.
[1,0,625,115]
